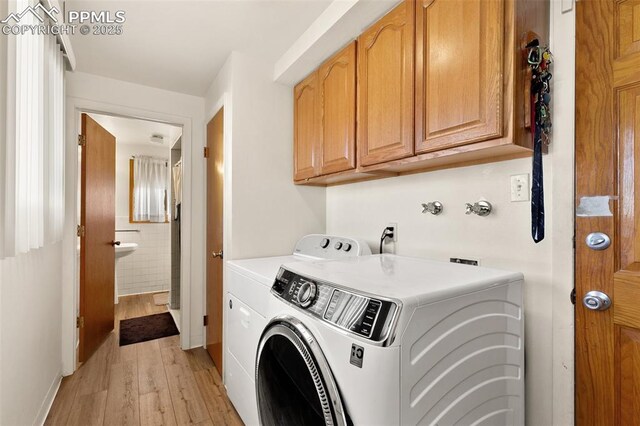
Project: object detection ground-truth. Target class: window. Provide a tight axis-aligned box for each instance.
[129,156,169,223]
[1,0,65,258]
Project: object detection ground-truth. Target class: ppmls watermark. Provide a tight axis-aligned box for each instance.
[1,4,126,36]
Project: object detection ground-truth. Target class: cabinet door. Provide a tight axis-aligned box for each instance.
[294,71,321,181]
[415,0,504,153]
[319,42,357,175]
[358,0,415,167]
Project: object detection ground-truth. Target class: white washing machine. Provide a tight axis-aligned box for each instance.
[256,255,525,426]
[224,234,371,425]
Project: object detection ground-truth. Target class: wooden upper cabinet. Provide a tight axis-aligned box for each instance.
[293,0,547,185]
[294,72,321,181]
[319,42,357,175]
[357,0,415,167]
[415,0,504,153]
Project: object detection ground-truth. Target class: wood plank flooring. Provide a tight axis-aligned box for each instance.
[45,293,243,426]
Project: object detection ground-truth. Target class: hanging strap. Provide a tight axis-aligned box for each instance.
[531,123,545,243]
[527,40,552,244]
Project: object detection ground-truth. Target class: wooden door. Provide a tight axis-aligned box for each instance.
[79,114,116,362]
[357,0,415,167]
[319,42,357,175]
[206,108,224,374]
[415,0,503,153]
[576,1,640,423]
[294,72,321,181]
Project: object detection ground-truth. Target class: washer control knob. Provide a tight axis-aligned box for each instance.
[343,243,352,252]
[334,242,343,250]
[296,281,317,308]
[320,238,330,249]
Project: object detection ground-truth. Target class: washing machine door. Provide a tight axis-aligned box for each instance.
[256,316,348,426]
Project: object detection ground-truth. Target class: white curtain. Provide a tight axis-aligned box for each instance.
[133,156,168,223]
[172,159,182,219]
[1,0,65,258]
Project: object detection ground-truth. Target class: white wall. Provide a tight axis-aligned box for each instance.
[64,72,206,375]
[0,1,5,419]
[0,2,64,421]
[205,52,326,261]
[204,51,326,386]
[0,246,64,426]
[549,2,575,424]
[115,218,171,296]
[325,5,575,426]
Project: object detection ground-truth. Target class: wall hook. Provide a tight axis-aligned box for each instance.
[465,201,492,217]
[421,201,443,215]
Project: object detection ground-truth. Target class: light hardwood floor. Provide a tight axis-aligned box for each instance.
[45,293,243,426]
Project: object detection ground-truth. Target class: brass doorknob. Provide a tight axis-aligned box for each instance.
[212,250,223,259]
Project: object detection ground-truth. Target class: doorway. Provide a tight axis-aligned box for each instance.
[575,1,640,423]
[77,111,184,363]
[206,107,224,374]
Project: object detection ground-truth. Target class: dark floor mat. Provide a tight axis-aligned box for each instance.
[119,312,179,346]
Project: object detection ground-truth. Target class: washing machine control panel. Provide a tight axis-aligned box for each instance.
[272,268,399,344]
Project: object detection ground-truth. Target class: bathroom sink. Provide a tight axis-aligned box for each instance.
[115,242,138,259]
[115,242,138,304]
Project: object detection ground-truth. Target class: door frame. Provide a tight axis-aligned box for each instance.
[62,98,195,374]
[204,93,233,379]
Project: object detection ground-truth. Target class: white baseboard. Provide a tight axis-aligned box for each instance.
[188,334,203,350]
[34,372,62,426]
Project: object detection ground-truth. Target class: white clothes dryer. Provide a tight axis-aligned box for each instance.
[256,255,525,426]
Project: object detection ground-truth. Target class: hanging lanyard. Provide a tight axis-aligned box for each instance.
[527,39,553,243]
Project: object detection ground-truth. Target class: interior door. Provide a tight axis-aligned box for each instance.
[79,113,116,362]
[206,108,224,374]
[576,1,640,423]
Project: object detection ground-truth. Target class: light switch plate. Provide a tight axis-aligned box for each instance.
[511,174,530,202]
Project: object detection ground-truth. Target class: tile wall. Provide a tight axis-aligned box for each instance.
[115,216,171,297]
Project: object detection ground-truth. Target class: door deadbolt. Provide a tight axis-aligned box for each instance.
[582,291,611,311]
[585,232,611,251]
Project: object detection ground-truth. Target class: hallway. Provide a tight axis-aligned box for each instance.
[44,294,242,426]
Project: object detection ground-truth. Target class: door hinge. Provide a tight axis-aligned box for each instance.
[76,316,85,328]
[77,224,85,237]
[78,135,86,146]
[203,315,209,326]
[204,147,209,158]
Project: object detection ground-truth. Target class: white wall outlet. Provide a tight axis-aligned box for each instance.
[510,174,530,202]
[387,222,398,242]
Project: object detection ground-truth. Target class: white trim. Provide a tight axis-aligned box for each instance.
[62,98,194,375]
[273,0,399,85]
[33,372,62,426]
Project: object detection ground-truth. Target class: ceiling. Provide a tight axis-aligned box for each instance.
[89,113,182,147]
[66,0,333,96]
